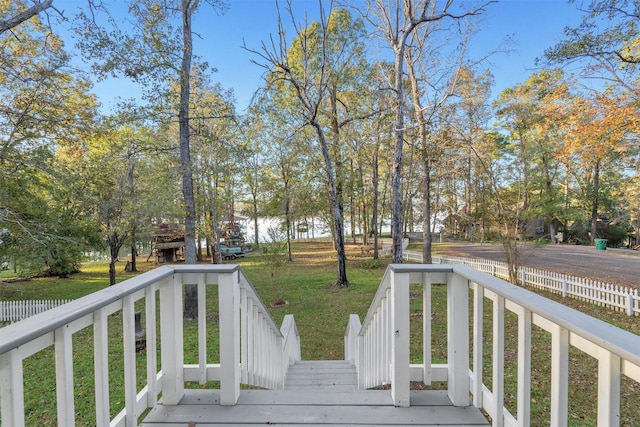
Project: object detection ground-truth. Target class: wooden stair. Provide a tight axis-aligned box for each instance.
[140,360,490,426]
[284,360,358,391]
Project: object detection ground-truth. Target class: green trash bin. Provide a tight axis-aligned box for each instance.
[595,238,608,250]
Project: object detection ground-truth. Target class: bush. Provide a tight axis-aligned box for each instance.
[601,225,628,248]
[360,258,382,270]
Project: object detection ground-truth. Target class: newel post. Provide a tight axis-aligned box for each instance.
[160,275,185,405]
[390,268,410,407]
[219,269,241,405]
[448,272,470,406]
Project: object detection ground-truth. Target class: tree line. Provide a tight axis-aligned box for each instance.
[1,1,637,289]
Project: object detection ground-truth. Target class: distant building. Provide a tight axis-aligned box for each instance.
[151,223,185,263]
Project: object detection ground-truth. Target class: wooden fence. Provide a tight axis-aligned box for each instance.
[405,252,640,316]
[402,250,639,316]
[0,299,72,323]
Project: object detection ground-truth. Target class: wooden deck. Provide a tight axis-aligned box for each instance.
[140,361,490,426]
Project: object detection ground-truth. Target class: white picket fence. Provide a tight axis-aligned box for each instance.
[403,251,640,316]
[0,299,73,323]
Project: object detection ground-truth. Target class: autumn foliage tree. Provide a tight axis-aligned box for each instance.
[559,90,638,243]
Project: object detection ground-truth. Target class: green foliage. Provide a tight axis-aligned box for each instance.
[360,258,382,270]
[260,227,290,289]
[601,225,628,248]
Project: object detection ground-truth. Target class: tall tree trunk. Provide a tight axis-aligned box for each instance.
[636,200,640,246]
[391,35,413,263]
[590,160,601,244]
[351,192,356,244]
[391,42,408,263]
[130,241,138,272]
[372,140,380,259]
[285,187,292,262]
[180,0,197,321]
[313,122,348,287]
[108,232,126,286]
[422,157,433,264]
[465,156,472,240]
[359,164,368,247]
[252,192,260,248]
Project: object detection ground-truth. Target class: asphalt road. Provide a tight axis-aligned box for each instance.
[438,242,640,290]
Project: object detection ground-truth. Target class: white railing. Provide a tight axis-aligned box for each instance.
[345,264,640,426]
[403,251,640,316]
[0,265,300,427]
[380,238,409,257]
[0,299,73,322]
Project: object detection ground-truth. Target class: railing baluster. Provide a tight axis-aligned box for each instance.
[197,274,207,385]
[240,288,248,384]
[219,270,240,405]
[472,282,484,408]
[248,303,256,385]
[145,283,158,407]
[550,324,569,427]
[447,272,470,407]
[390,268,410,407]
[94,308,110,427]
[55,323,75,426]
[423,273,432,386]
[493,292,505,427]
[516,305,532,427]
[0,349,25,426]
[597,349,621,427]
[123,295,137,426]
[160,274,184,405]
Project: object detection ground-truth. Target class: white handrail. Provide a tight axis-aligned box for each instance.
[346,263,640,425]
[0,264,300,426]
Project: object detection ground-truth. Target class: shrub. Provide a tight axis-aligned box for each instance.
[601,225,628,248]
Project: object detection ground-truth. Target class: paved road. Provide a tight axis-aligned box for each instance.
[438,242,640,290]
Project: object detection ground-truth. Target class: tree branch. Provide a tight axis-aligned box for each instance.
[0,0,54,34]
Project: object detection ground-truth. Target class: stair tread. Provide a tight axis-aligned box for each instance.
[285,360,358,391]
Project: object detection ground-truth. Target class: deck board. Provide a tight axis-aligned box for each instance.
[139,361,490,426]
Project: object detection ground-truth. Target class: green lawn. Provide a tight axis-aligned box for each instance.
[1,241,638,426]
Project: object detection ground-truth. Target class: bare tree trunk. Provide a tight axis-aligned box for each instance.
[636,200,640,246]
[422,157,433,263]
[590,159,601,244]
[180,1,196,265]
[108,232,126,286]
[314,122,348,287]
[130,241,138,272]
[503,231,520,285]
[372,140,380,259]
[180,0,197,321]
[391,45,407,263]
[285,188,292,262]
[252,193,260,248]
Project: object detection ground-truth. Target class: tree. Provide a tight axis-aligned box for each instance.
[0,0,56,34]
[403,10,478,262]
[559,90,637,244]
[358,0,494,262]
[544,0,640,81]
[0,1,98,276]
[447,67,494,243]
[247,4,366,287]
[76,0,228,318]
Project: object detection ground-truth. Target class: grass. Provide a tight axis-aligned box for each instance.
[1,241,639,426]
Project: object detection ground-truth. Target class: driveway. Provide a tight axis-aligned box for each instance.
[438,242,640,290]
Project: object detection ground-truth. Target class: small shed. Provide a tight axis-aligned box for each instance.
[151,224,185,263]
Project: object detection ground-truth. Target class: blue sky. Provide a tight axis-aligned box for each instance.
[80,0,585,113]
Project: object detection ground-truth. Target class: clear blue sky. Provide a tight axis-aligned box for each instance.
[78,0,584,113]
